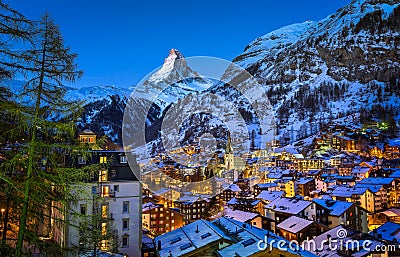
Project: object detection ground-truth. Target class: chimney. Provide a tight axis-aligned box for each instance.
[196,225,199,233]
[157,240,162,250]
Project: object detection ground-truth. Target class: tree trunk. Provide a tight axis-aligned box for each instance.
[15,16,48,257]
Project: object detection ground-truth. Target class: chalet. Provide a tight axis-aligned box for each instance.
[175,195,209,224]
[316,178,336,192]
[253,183,280,196]
[305,169,323,178]
[351,166,372,180]
[221,184,241,202]
[284,179,296,197]
[142,202,184,235]
[297,177,316,197]
[313,199,368,232]
[142,233,156,257]
[338,163,357,176]
[354,184,388,212]
[330,186,375,213]
[358,177,400,207]
[370,208,400,227]
[331,134,358,152]
[256,191,284,204]
[384,139,400,159]
[223,208,262,229]
[264,197,316,234]
[334,175,356,186]
[276,216,325,242]
[330,154,354,167]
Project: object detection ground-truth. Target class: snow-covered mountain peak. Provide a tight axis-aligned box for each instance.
[148,48,188,83]
[165,48,184,63]
[134,49,215,114]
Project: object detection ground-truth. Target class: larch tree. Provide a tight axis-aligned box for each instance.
[0,1,33,256]
[6,13,85,257]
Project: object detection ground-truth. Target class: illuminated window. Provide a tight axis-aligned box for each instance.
[102,222,107,236]
[101,239,108,251]
[101,186,110,197]
[99,170,108,182]
[100,156,107,164]
[102,205,108,219]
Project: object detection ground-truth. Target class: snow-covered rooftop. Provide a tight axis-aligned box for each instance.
[313,199,353,216]
[330,185,369,198]
[358,177,396,185]
[223,184,241,192]
[297,177,315,185]
[224,208,259,223]
[265,197,312,215]
[142,202,162,212]
[256,190,284,202]
[155,219,229,257]
[277,216,314,234]
[371,222,400,242]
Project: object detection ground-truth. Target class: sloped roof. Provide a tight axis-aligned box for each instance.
[313,199,353,216]
[277,216,314,234]
[265,197,312,215]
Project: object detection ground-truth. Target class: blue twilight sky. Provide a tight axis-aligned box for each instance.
[11,0,351,88]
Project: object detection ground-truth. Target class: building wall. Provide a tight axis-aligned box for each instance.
[64,181,141,257]
[285,181,296,197]
[143,206,184,235]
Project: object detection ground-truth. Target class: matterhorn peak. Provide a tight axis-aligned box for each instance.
[164,48,185,65]
[147,48,189,83]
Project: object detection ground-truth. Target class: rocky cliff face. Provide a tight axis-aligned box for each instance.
[219,0,400,145]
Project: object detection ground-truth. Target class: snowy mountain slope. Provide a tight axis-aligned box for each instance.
[217,0,400,146]
[65,85,131,103]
